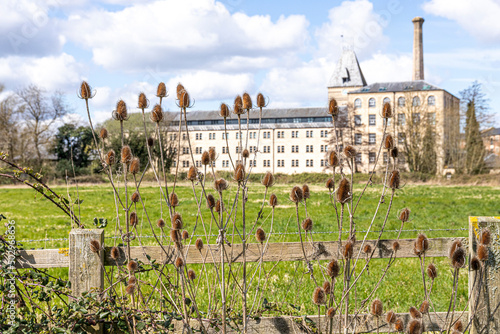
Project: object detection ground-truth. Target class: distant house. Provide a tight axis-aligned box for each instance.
[482,127,500,172]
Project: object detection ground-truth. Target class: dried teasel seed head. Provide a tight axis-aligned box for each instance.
[147,137,154,147]
[131,191,140,203]
[157,82,167,98]
[290,186,303,203]
[399,208,410,223]
[80,81,92,99]
[150,104,164,123]
[175,257,184,268]
[427,263,438,279]
[179,90,190,108]
[386,311,396,324]
[169,192,179,207]
[384,134,395,150]
[363,244,372,254]
[470,256,481,270]
[451,246,466,269]
[392,241,401,252]
[171,213,183,230]
[323,281,331,294]
[414,233,429,255]
[371,299,383,317]
[157,218,165,228]
[262,172,275,188]
[233,95,244,114]
[127,260,138,272]
[209,147,216,162]
[126,284,136,295]
[481,228,491,245]
[388,170,400,189]
[176,83,185,100]
[215,178,229,192]
[301,218,313,231]
[407,320,421,334]
[114,99,128,121]
[242,148,249,158]
[326,178,335,190]
[329,151,339,167]
[219,103,230,118]
[328,98,338,116]
[201,151,210,165]
[195,238,204,251]
[302,184,310,199]
[89,239,101,253]
[138,92,148,108]
[242,92,252,109]
[337,178,350,204]
[382,102,392,118]
[255,228,266,243]
[187,166,198,181]
[110,246,120,260]
[344,240,354,259]
[188,269,196,280]
[420,300,429,314]
[128,276,137,285]
[478,244,488,262]
[312,287,326,305]
[206,194,216,209]
[170,229,180,243]
[327,259,340,278]
[182,230,189,240]
[215,200,223,213]
[327,307,336,318]
[344,145,356,159]
[269,193,278,207]
[234,163,245,182]
[256,93,266,108]
[130,157,140,174]
[449,239,463,259]
[394,318,404,331]
[121,146,132,164]
[105,149,116,165]
[99,128,108,140]
[454,320,464,332]
[409,306,421,319]
[130,211,138,227]
[391,146,399,158]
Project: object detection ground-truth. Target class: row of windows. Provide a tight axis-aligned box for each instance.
[354,112,435,126]
[172,116,332,126]
[185,129,341,141]
[354,96,436,109]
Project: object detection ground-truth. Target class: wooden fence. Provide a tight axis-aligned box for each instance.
[14,216,500,333]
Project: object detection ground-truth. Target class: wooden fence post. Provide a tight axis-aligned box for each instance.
[469,216,500,334]
[69,229,104,333]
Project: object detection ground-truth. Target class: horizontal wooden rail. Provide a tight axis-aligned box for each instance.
[15,237,464,269]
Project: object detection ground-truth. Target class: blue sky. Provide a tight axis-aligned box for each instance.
[1,0,499,126]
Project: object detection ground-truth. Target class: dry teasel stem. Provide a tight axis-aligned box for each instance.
[215,178,229,192]
[131,191,140,203]
[389,170,400,189]
[326,178,335,190]
[301,218,313,231]
[262,172,275,187]
[327,307,335,318]
[242,148,249,158]
[175,257,184,268]
[344,145,356,159]
[256,93,266,108]
[327,259,340,278]
[195,238,204,251]
[269,193,278,207]
[147,137,154,147]
[99,128,108,140]
[427,263,438,279]
[219,103,230,118]
[344,240,354,259]
[105,149,116,165]
[312,287,325,305]
[113,99,128,121]
[169,192,179,207]
[138,92,148,109]
[290,186,303,203]
[130,157,140,174]
[242,92,252,109]
[126,284,136,295]
[234,163,245,182]
[477,244,488,262]
[384,134,395,150]
[255,228,266,243]
[127,260,138,272]
[409,306,421,319]
[187,166,198,181]
[371,299,383,317]
[187,269,196,280]
[79,81,93,99]
[121,146,132,164]
[89,240,101,253]
[150,104,163,123]
[302,184,310,199]
[130,211,138,227]
[419,300,429,314]
[182,230,189,240]
[171,213,183,230]
[157,218,165,228]
[110,246,120,260]
[328,98,338,116]
[382,102,392,118]
[414,233,429,255]
[451,246,466,268]
[470,256,481,270]
[201,151,210,165]
[323,281,331,294]
[481,228,491,245]
[386,311,396,324]
[170,230,180,243]
[337,178,350,204]
[209,147,216,161]
[157,82,167,98]
[399,208,410,222]
[394,318,404,331]
[329,151,339,167]
[206,194,216,209]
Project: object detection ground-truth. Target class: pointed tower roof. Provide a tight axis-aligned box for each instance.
[328,47,367,88]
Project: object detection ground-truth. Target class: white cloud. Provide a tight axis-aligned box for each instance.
[423,0,500,43]
[360,53,413,83]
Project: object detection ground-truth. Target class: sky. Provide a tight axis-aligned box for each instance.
[1,0,499,126]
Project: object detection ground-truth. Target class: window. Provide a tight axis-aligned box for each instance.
[321,145,328,153]
[182,147,189,154]
[355,115,362,126]
[222,147,227,154]
[195,133,202,140]
[398,97,406,107]
[196,161,200,167]
[277,131,284,138]
[236,146,240,153]
[369,114,376,126]
[277,160,285,167]
[182,160,190,167]
[383,152,388,163]
[292,145,299,153]
[195,147,202,154]
[306,159,314,167]
[355,153,362,163]
[172,160,176,167]
[182,133,186,140]
[398,132,405,144]
[263,146,271,153]
[412,113,421,124]
[321,130,328,138]
[383,118,392,126]
[354,98,362,108]
[398,113,406,126]
[336,130,343,138]
[383,97,390,105]
[263,160,271,167]
[321,159,328,167]
[249,146,257,153]
[209,133,216,140]
[306,145,314,153]
[428,95,436,106]
[427,112,436,125]
[250,132,256,139]
[222,132,228,139]
[369,133,376,145]
[277,146,285,153]
[369,98,376,108]
[292,160,299,167]
[369,152,376,163]
[169,134,177,141]
[306,130,313,138]
[413,96,421,106]
[355,133,362,145]
[263,131,271,139]
[292,131,299,138]
[250,160,256,167]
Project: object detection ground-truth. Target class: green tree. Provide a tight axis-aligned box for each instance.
[420,117,437,174]
[53,124,93,176]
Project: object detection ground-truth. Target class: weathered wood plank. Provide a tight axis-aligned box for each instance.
[16,248,70,268]
[469,216,500,334]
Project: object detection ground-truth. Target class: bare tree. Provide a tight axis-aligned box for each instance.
[15,85,69,168]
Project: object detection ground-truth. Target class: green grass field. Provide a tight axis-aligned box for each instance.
[1,181,499,316]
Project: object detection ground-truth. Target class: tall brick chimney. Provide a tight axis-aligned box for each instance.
[412,17,424,81]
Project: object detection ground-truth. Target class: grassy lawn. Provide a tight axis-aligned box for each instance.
[1,181,499,315]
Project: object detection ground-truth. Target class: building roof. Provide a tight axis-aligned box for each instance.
[328,47,367,88]
[482,127,500,137]
[349,80,441,94]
